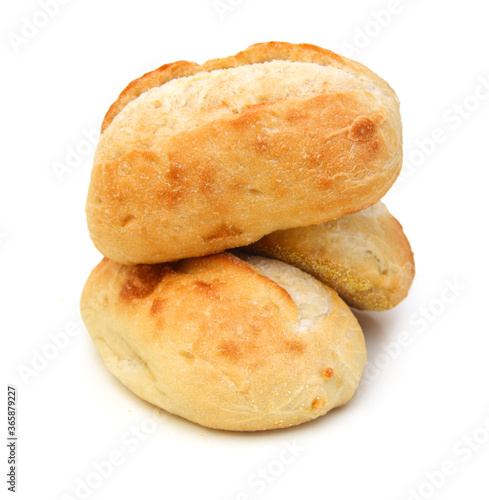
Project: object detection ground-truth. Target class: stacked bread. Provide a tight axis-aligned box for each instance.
[81,42,414,431]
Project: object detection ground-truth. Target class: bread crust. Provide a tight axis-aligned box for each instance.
[101,42,397,132]
[80,253,366,431]
[87,42,402,264]
[244,202,415,310]
[101,60,202,133]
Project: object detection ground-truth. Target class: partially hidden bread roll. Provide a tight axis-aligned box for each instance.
[244,202,415,311]
[80,252,367,431]
[86,41,402,264]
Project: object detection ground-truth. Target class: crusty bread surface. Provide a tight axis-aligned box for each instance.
[244,202,415,310]
[86,42,402,264]
[80,252,367,431]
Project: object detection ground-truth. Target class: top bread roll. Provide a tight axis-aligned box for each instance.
[87,42,402,264]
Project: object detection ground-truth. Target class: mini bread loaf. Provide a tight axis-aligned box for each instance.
[86,41,402,265]
[244,202,415,311]
[80,252,367,431]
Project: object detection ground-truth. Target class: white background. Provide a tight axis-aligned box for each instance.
[2,0,489,499]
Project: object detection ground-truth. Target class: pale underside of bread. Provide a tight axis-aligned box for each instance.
[80,253,366,431]
[244,202,415,311]
[86,41,402,264]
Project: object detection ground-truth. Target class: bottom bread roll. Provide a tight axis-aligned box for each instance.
[80,252,366,431]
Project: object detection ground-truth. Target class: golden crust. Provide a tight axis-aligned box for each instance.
[80,253,366,431]
[102,42,398,132]
[101,60,202,133]
[87,42,402,264]
[244,202,415,311]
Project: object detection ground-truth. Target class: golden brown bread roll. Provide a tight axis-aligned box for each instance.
[86,41,402,264]
[244,202,415,311]
[80,252,367,431]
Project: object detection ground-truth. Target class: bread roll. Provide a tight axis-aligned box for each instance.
[244,202,415,311]
[86,41,402,264]
[80,252,366,431]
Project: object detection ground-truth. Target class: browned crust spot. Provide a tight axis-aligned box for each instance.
[120,264,177,301]
[311,396,326,411]
[193,279,224,299]
[219,340,241,359]
[322,367,335,379]
[348,115,376,141]
[150,297,166,315]
[284,339,306,353]
[203,224,243,242]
